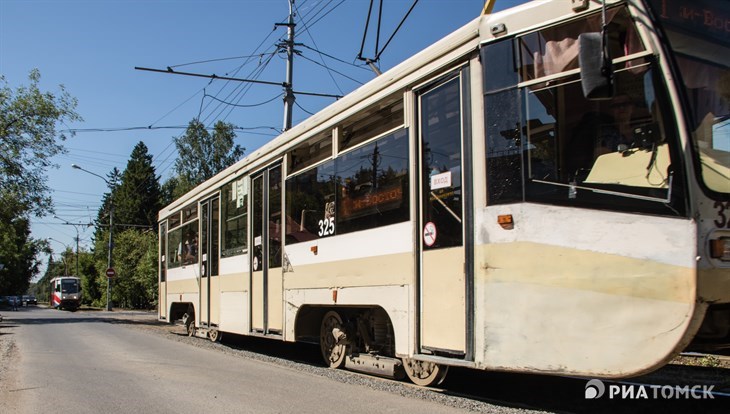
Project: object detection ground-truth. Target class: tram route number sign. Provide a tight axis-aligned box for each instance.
[106,267,116,278]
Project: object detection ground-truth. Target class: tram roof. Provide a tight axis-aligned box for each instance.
[159,0,624,219]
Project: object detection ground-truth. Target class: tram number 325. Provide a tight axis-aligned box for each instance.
[318,217,335,237]
[714,201,730,229]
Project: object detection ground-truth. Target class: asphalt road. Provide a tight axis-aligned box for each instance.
[2,307,728,414]
[0,307,470,414]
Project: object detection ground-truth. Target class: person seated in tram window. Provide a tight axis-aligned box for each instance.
[594,93,639,156]
[567,93,643,181]
[177,231,198,265]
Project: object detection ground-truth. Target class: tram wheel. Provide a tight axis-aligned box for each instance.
[319,311,347,368]
[402,358,448,387]
[209,329,221,343]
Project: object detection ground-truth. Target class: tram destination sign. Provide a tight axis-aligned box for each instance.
[654,0,730,42]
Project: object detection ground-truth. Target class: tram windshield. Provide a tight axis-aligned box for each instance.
[646,0,730,195]
[61,279,79,294]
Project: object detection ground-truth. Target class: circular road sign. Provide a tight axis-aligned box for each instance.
[106,267,116,278]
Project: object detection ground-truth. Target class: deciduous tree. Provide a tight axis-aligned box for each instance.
[170,119,244,197]
[0,69,81,216]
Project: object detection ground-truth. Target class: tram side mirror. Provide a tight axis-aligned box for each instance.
[579,32,614,100]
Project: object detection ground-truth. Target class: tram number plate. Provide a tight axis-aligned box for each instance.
[714,201,730,229]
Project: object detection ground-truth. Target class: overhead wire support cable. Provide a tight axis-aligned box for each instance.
[134,66,286,88]
[300,44,371,71]
[297,54,362,87]
[168,53,275,70]
[294,1,344,95]
[204,92,284,108]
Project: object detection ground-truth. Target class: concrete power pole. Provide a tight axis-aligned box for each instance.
[280,0,296,131]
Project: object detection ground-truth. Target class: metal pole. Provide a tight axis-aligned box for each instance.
[107,202,113,311]
[75,230,79,278]
[282,0,296,131]
[71,164,114,311]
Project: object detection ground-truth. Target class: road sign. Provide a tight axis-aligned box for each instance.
[106,267,116,278]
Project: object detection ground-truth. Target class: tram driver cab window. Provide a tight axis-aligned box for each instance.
[484,4,685,216]
[521,66,679,214]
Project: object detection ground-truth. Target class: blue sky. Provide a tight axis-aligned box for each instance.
[0,0,526,277]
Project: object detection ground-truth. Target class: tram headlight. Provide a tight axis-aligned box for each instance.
[710,237,730,262]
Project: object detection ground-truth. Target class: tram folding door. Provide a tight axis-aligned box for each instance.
[200,197,220,328]
[417,71,472,357]
[159,222,167,320]
[251,164,284,334]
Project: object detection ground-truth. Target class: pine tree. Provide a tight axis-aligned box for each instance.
[93,167,121,245]
[114,142,161,229]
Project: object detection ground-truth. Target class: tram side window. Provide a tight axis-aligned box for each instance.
[338,97,404,152]
[167,204,200,268]
[289,131,332,174]
[285,160,336,244]
[167,227,182,269]
[178,221,199,266]
[221,177,248,258]
[285,128,410,242]
[336,128,409,234]
[483,38,523,205]
[159,222,167,282]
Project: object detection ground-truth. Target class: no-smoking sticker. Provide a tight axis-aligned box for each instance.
[423,222,437,247]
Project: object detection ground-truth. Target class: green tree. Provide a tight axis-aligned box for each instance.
[89,144,162,308]
[0,70,80,295]
[170,119,244,197]
[92,167,121,245]
[93,228,156,309]
[113,142,161,229]
[0,194,42,295]
[34,254,65,303]
[0,69,81,216]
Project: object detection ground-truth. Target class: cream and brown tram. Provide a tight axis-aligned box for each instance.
[158,0,730,386]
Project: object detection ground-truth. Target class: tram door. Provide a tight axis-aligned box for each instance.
[251,164,284,334]
[417,72,470,356]
[159,222,167,320]
[200,196,220,328]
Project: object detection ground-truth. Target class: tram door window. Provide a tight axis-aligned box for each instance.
[418,72,468,356]
[159,221,167,319]
[200,196,220,327]
[251,164,284,334]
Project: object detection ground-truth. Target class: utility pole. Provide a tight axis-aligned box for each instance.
[72,163,114,311]
[136,0,343,131]
[54,216,86,277]
[278,0,296,131]
[107,202,114,311]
